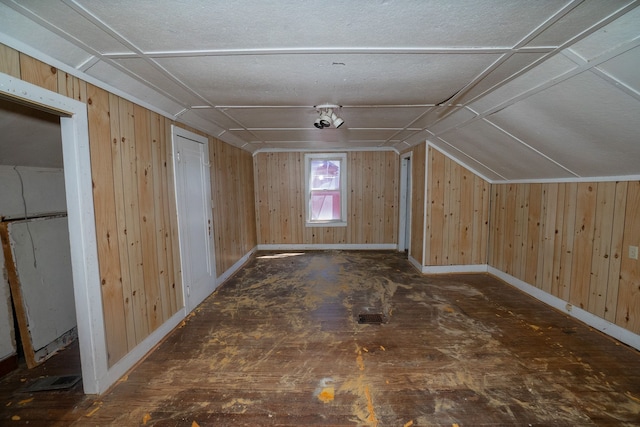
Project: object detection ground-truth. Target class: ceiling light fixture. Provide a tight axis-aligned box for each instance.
[314,104,344,129]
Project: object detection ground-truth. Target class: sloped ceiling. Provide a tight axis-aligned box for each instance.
[0,0,638,181]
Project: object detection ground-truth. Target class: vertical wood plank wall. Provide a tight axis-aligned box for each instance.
[210,138,257,274]
[489,181,640,335]
[423,146,490,266]
[254,151,399,245]
[408,144,426,264]
[1,44,257,367]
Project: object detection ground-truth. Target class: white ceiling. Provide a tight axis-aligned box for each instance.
[0,0,639,181]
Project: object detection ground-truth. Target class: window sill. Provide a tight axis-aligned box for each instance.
[305,221,347,228]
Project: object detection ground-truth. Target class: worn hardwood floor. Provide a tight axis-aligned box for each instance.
[2,250,640,426]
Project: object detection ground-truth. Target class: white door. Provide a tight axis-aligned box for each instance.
[172,126,216,312]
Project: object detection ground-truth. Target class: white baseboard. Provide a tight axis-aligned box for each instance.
[97,308,186,394]
[421,264,489,274]
[257,244,397,251]
[216,247,256,286]
[488,266,640,351]
[408,255,423,272]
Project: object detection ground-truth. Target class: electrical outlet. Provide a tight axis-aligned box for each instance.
[630,245,639,260]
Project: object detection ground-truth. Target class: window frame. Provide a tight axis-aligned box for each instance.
[304,152,348,227]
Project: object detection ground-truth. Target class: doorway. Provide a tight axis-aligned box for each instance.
[398,152,412,253]
[0,97,78,373]
[0,73,104,394]
[171,126,216,312]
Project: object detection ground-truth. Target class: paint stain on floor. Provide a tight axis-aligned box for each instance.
[7,250,639,426]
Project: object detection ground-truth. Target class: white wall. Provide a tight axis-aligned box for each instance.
[0,165,67,219]
[0,165,67,363]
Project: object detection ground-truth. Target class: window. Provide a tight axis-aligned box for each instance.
[304,153,347,227]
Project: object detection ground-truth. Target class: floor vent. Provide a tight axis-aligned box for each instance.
[358,313,384,324]
[23,374,82,392]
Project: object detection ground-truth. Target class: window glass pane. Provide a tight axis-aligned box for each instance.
[310,159,340,190]
[309,159,342,221]
[310,190,341,220]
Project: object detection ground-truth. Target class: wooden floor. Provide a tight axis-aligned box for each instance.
[2,250,640,426]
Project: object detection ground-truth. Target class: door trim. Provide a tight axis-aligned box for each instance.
[171,126,216,312]
[0,72,104,394]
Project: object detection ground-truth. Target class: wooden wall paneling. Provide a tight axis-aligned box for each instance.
[150,112,171,322]
[513,184,529,280]
[87,85,129,366]
[558,182,578,302]
[270,153,282,244]
[134,105,163,331]
[350,152,363,244]
[373,152,384,243]
[410,143,426,264]
[429,148,445,265]
[604,181,628,323]
[246,149,257,250]
[524,184,542,285]
[363,152,375,244]
[209,139,221,270]
[260,153,272,244]
[489,185,500,269]
[423,149,433,263]
[449,160,461,265]
[264,153,276,244]
[220,141,235,269]
[133,106,162,329]
[441,156,452,265]
[499,184,509,272]
[380,151,393,243]
[541,183,558,293]
[588,182,617,316]
[57,72,86,104]
[289,152,300,243]
[471,175,485,264]
[393,151,400,242]
[254,154,268,244]
[164,119,183,310]
[458,165,473,264]
[459,167,476,265]
[279,152,292,244]
[226,143,240,267]
[356,152,368,244]
[505,184,519,276]
[108,93,137,354]
[158,116,178,315]
[256,153,267,244]
[230,144,242,258]
[480,179,490,264]
[535,184,548,289]
[0,44,20,77]
[550,183,567,298]
[570,183,597,309]
[384,152,398,243]
[616,181,640,333]
[18,54,57,92]
[232,146,241,255]
[118,98,149,341]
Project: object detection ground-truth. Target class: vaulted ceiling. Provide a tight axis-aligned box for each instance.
[0,0,639,181]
